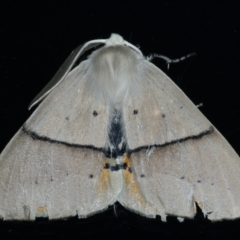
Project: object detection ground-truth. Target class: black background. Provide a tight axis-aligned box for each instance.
[0,0,240,239]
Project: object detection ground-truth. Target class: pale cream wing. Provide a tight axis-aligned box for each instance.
[119,129,240,221]
[25,60,109,149]
[0,129,122,220]
[123,61,211,150]
[0,60,122,220]
[120,60,240,221]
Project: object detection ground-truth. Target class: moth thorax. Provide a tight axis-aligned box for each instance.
[89,45,141,104]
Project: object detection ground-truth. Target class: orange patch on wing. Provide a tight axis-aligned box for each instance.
[37,206,47,215]
[123,154,145,206]
[98,159,111,190]
[197,201,204,210]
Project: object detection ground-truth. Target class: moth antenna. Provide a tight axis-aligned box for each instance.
[153,52,196,69]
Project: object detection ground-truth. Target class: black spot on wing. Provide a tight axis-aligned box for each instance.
[133,109,138,115]
[92,111,98,117]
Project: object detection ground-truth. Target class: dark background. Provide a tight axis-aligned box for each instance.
[0,0,240,239]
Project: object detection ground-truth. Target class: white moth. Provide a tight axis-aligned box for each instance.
[1,33,240,222]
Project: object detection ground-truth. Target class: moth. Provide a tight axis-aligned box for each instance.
[0,34,240,221]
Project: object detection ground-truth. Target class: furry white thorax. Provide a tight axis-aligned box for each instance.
[85,35,145,105]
